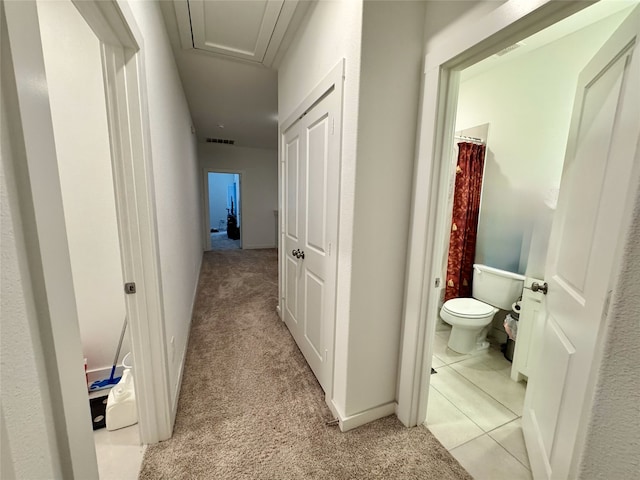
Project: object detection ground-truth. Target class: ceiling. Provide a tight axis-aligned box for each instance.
[159,1,307,149]
[162,0,635,150]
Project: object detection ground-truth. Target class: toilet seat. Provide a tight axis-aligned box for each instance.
[442,298,496,318]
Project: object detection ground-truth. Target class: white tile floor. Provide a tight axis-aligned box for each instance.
[94,424,145,479]
[426,325,531,480]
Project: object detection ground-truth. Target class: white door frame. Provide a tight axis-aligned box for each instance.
[202,168,244,251]
[3,2,172,477]
[396,0,596,427]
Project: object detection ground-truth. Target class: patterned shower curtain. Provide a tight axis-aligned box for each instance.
[445,142,486,301]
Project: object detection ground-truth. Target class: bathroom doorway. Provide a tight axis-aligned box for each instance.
[204,170,243,251]
[423,3,636,478]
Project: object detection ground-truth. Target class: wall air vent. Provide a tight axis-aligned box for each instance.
[206,138,235,145]
[494,42,525,57]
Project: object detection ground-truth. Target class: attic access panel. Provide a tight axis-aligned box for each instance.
[188,0,284,63]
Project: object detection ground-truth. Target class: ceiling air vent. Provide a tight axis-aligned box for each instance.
[494,42,525,57]
[206,138,235,145]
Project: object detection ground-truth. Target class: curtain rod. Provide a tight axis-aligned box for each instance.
[455,135,486,145]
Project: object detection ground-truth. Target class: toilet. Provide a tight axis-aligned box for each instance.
[440,264,525,354]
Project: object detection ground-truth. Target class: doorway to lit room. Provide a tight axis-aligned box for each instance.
[205,171,242,250]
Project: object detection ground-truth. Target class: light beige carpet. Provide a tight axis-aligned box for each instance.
[139,249,471,479]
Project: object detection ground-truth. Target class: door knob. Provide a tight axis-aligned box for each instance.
[292,249,299,258]
[299,250,305,259]
[531,282,548,295]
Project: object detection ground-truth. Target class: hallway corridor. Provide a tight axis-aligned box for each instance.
[138,249,469,479]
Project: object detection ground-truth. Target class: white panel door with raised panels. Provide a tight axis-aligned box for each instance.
[283,89,339,393]
[522,7,640,479]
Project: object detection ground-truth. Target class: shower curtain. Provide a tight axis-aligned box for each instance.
[445,142,486,301]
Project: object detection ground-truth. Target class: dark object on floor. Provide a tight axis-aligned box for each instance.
[431,367,437,374]
[90,394,109,430]
[502,339,515,362]
[227,214,240,240]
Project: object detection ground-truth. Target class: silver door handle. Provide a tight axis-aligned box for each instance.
[531,282,548,295]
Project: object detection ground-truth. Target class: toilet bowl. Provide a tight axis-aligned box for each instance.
[440,298,498,353]
[440,264,524,354]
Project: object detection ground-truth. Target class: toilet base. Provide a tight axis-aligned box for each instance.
[447,326,491,354]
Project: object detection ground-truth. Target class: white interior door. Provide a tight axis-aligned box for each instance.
[522,8,640,479]
[282,90,339,393]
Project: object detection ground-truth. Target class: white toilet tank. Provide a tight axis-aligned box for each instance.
[472,264,525,310]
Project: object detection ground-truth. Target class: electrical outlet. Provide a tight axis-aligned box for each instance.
[170,336,175,362]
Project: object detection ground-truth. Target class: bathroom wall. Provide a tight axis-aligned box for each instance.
[456,12,630,277]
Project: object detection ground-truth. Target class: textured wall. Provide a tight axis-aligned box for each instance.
[578,193,640,478]
[1,12,62,475]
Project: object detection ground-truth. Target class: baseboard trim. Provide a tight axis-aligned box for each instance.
[243,243,277,250]
[334,401,397,432]
[171,344,187,422]
[171,254,203,423]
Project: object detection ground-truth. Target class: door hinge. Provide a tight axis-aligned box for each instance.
[434,277,441,288]
[124,282,136,294]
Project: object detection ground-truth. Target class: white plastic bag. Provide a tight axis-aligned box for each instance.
[504,314,518,341]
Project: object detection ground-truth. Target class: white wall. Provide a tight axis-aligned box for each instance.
[127,0,203,409]
[456,13,629,275]
[200,144,277,249]
[578,194,640,479]
[278,0,425,420]
[208,173,236,230]
[278,0,363,418]
[345,0,426,416]
[37,0,128,377]
[1,20,63,476]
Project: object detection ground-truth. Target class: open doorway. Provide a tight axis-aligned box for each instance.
[204,171,243,250]
[36,1,144,477]
[422,2,636,478]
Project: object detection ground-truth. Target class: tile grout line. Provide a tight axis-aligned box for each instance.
[450,431,531,474]
[445,360,525,418]
[430,382,487,434]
